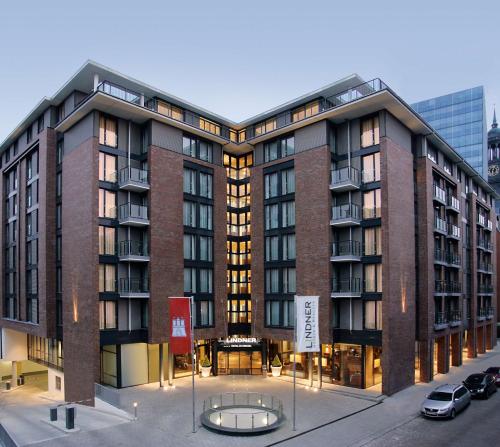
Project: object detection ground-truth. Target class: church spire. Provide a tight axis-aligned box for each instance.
[493,107,498,129]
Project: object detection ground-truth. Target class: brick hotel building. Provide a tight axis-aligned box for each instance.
[0,61,496,404]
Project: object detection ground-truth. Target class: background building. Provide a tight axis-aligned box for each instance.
[0,62,496,404]
[412,87,488,178]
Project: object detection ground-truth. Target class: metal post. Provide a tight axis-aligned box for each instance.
[309,353,313,387]
[252,413,254,429]
[235,414,238,429]
[159,343,164,388]
[293,295,297,431]
[191,296,196,433]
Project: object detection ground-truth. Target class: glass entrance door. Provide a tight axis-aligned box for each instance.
[217,350,262,375]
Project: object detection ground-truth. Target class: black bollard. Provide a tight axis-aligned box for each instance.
[50,407,58,421]
[65,406,75,430]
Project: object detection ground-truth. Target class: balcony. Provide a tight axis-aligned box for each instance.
[331,278,361,298]
[119,277,149,298]
[478,284,493,295]
[477,308,487,322]
[434,312,449,331]
[477,238,493,252]
[433,184,446,205]
[119,167,150,192]
[486,219,493,232]
[331,240,361,262]
[486,307,495,319]
[446,195,460,213]
[448,309,462,327]
[330,204,360,227]
[119,240,150,262]
[434,248,447,265]
[446,251,461,267]
[119,203,150,227]
[435,280,461,294]
[447,223,460,240]
[434,217,447,235]
[330,167,360,192]
[477,262,493,274]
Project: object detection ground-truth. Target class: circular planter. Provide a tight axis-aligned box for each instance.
[201,366,211,378]
[271,366,282,377]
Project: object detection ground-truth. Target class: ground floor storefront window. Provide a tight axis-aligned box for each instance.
[174,353,193,378]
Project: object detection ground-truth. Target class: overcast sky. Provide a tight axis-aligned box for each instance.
[0,0,498,141]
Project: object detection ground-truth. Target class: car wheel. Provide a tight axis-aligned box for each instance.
[450,409,456,419]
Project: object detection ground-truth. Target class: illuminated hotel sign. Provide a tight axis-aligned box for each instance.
[219,337,261,348]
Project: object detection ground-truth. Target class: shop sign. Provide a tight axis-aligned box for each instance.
[220,337,261,348]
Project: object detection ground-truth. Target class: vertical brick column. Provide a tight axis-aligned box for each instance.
[450,332,461,367]
[477,326,486,353]
[436,336,448,374]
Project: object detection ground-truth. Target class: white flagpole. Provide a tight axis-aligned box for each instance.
[293,295,297,431]
[190,296,196,433]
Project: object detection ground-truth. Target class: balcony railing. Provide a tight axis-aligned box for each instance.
[119,167,150,188]
[331,203,360,223]
[486,219,493,231]
[119,203,149,222]
[433,184,446,203]
[478,262,493,273]
[434,311,448,330]
[332,240,361,258]
[448,309,462,326]
[477,239,493,251]
[477,214,486,227]
[477,308,487,321]
[447,195,460,212]
[119,277,149,294]
[330,167,360,190]
[332,278,361,295]
[434,217,447,233]
[435,280,461,294]
[486,307,495,319]
[447,223,460,239]
[119,240,148,257]
[478,284,493,294]
[434,248,446,263]
[446,251,461,266]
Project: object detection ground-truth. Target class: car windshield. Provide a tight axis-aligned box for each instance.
[466,375,485,384]
[485,368,499,374]
[428,392,452,401]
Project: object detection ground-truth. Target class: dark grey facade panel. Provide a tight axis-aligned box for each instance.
[384,111,412,152]
[63,112,94,155]
[151,120,183,153]
[295,120,328,153]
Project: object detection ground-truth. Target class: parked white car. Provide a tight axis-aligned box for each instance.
[421,384,471,419]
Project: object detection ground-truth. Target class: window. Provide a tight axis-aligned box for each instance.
[364,264,382,292]
[265,172,278,198]
[26,126,32,143]
[183,234,196,260]
[255,118,277,136]
[427,146,437,163]
[199,117,220,136]
[292,100,320,122]
[283,234,296,260]
[99,301,117,330]
[99,264,116,292]
[99,116,118,147]
[183,201,196,227]
[199,269,213,293]
[99,153,117,183]
[183,168,197,195]
[364,226,382,256]
[443,158,452,175]
[265,268,279,293]
[361,116,380,148]
[184,268,196,293]
[183,136,196,157]
[265,236,279,261]
[56,173,62,197]
[199,141,213,162]
[98,189,116,218]
[283,268,296,293]
[281,169,295,195]
[265,300,281,326]
[26,185,33,208]
[362,153,381,183]
[363,189,381,219]
[199,236,213,261]
[56,141,64,165]
[199,204,213,230]
[37,115,44,134]
[183,135,213,162]
[282,201,295,227]
[199,172,213,198]
[265,204,279,229]
[157,100,183,121]
[198,301,213,326]
[264,135,295,162]
[364,301,382,330]
[26,211,38,236]
[283,300,295,327]
[99,226,116,255]
[56,204,62,229]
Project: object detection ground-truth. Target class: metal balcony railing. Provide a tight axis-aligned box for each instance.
[119,278,149,294]
[447,309,462,325]
[332,240,361,257]
[478,284,493,294]
[119,203,149,221]
[447,195,460,211]
[446,251,461,266]
[447,223,460,238]
[330,167,360,188]
[331,203,360,221]
[477,214,486,227]
[119,240,148,257]
[478,262,493,273]
[433,184,446,203]
[434,312,448,326]
[119,167,149,186]
[434,217,447,233]
[332,278,361,294]
[435,280,461,294]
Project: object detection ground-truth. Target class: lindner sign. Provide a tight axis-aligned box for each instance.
[168,297,192,354]
[295,296,320,352]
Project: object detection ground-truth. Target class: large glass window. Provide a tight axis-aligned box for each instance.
[183,168,196,195]
[265,268,279,293]
[364,301,383,330]
[361,116,380,148]
[283,267,296,293]
[363,189,381,219]
[98,189,116,218]
[264,135,295,162]
[282,201,295,227]
[183,136,196,157]
[265,236,279,261]
[362,153,381,183]
[364,264,382,292]
[183,234,196,260]
[183,201,196,227]
[199,269,213,293]
[99,264,116,292]
[199,172,213,198]
[199,204,213,230]
[283,234,296,260]
[283,300,295,327]
[99,301,117,329]
[98,226,116,255]
[99,116,118,148]
[99,153,117,183]
[363,226,382,256]
[198,300,214,326]
[282,168,295,195]
[265,204,279,230]
[265,300,281,326]
[184,268,196,293]
[292,100,320,122]
[199,236,213,261]
[265,172,279,198]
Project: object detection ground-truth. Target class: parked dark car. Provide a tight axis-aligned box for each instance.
[463,373,497,399]
[483,367,500,386]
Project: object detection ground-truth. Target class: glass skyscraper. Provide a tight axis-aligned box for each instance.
[412,86,487,178]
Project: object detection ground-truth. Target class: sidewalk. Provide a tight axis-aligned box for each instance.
[279,342,500,447]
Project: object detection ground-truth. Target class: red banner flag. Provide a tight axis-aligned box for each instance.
[168,297,192,354]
